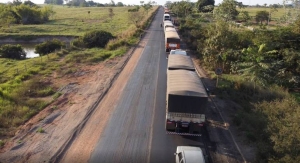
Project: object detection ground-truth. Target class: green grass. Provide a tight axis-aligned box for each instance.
[0,6,146,36]
[238,7,286,20]
[213,71,300,162]
[0,6,158,140]
[237,7,300,28]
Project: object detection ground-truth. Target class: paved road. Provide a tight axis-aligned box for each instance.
[89,7,244,163]
[89,7,166,163]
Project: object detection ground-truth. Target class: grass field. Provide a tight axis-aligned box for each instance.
[0,5,158,140]
[0,5,146,36]
[238,7,299,25]
[239,7,285,19]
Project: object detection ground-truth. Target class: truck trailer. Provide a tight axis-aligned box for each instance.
[166,69,208,136]
[167,54,195,71]
[165,28,180,52]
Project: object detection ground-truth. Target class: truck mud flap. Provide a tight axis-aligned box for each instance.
[166,131,201,137]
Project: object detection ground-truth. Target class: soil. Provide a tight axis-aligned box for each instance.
[0,38,256,163]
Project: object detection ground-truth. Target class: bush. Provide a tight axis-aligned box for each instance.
[106,39,129,50]
[35,39,65,56]
[71,38,85,48]
[82,30,114,48]
[0,44,26,59]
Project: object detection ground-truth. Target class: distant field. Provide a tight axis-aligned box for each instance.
[237,7,299,24]
[0,6,147,36]
[239,7,285,20]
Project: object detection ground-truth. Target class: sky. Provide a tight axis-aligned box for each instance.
[0,0,287,6]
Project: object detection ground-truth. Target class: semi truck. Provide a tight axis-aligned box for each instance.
[165,27,180,52]
[166,56,208,136]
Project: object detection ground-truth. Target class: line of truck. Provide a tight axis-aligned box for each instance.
[163,12,180,52]
[162,7,208,163]
[163,8,208,137]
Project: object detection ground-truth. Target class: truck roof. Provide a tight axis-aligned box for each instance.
[168,55,194,71]
[167,70,207,97]
[165,29,180,40]
[176,146,206,163]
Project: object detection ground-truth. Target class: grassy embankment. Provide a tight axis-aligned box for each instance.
[0,5,158,144]
[208,72,299,162]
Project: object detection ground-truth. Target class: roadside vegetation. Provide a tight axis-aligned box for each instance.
[0,2,158,142]
[167,0,300,162]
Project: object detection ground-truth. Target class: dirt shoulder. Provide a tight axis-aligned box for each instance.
[0,42,142,162]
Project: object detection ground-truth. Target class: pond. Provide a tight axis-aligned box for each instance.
[21,43,40,58]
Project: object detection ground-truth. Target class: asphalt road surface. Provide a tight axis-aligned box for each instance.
[89,7,244,163]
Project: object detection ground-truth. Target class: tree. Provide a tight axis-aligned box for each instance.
[292,16,300,33]
[255,10,269,25]
[142,1,152,15]
[169,1,194,17]
[12,0,22,6]
[264,3,267,8]
[14,4,42,24]
[268,4,278,25]
[35,39,64,56]
[240,11,251,23]
[24,1,38,7]
[0,5,19,26]
[82,30,114,48]
[0,44,26,59]
[196,0,215,13]
[116,2,124,6]
[165,1,172,7]
[44,0,64,5]
[213,0,239,22]
[110,0,115,6]
[108,8,114,20]
[200,20,238,69]
[128,10,144,28]
[231,44,275,88]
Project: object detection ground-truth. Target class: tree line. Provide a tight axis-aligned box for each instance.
[45,0,136,7]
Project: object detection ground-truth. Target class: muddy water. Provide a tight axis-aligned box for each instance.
[21,43,40,58]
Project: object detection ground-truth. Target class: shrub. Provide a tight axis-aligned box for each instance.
[35,39,65,56]
[82,30,114,48]
[0,44,26,59]
[106,39,129,50]
[71,38,85,48]
[36,127,44,133]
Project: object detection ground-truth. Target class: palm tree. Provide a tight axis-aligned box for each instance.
[231,44,276,91]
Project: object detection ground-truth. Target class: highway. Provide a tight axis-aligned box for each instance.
[89,7,244,163]
[88,7,206,163]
